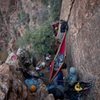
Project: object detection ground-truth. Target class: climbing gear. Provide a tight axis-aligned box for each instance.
[49,32,66,82]
[74,82,83,92]
[30,85,37,92]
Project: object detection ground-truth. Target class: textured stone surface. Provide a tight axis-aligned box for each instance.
[0,56,54,100]
[0,64,10,100]
[60,0,100,99]
[0,0,49,62]
[20,0,48,30]
[60,0,71,21]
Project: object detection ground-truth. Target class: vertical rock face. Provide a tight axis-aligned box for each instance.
[61,0,100,99]
[0,0,49,61]
[0,64,10,100]
[20,0,48,30]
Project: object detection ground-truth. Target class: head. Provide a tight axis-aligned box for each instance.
[69,67,77,75]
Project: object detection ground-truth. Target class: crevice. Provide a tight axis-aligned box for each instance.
[67,0,75,22]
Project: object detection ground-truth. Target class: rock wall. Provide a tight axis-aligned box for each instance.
[60,0,100,99]
[20,0,48,30]
[0,0,49,61]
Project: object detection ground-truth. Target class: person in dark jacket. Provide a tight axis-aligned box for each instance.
[65,67,91,100]
[47,71,64,100]
[59,20,68,40]
[67,67,78,86]
[60,20,68,33]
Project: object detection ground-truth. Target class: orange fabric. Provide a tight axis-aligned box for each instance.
[30,85,37,92]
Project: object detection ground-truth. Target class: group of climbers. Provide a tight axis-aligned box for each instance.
[47,20,91,100]
[4,20,92,100]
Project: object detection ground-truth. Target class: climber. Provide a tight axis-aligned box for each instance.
[47,71,64,100]
[58,20,68,40]
[65,81,92,100]
[60,20,68,33]
[64,67,92,100]
[67,67,78,86]
[64,67,78,99]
